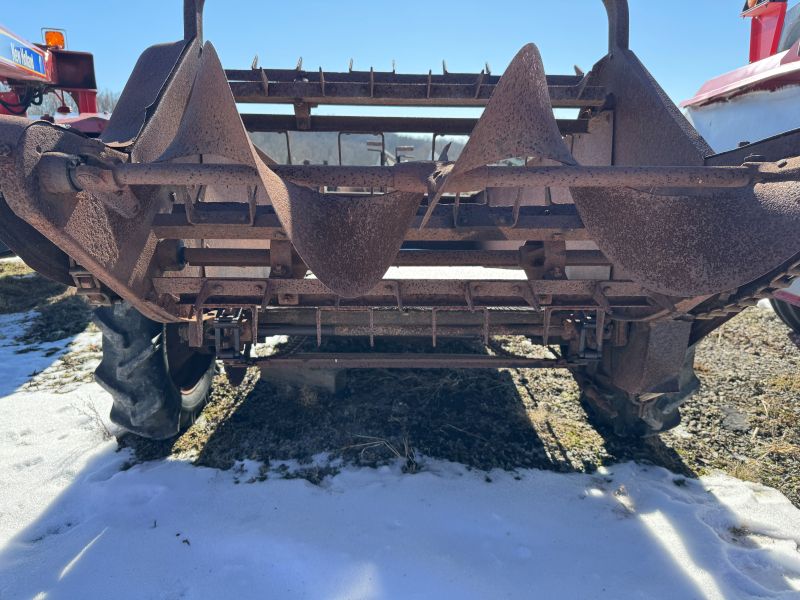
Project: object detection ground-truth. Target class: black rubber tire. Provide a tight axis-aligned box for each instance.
[580,387,687,438]
[0,194,72,286]
[577,347,699,439]
[93,301,216,439]
[771,299,800,334]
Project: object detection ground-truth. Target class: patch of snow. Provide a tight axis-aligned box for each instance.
[0,325,799,598]
[0,312,85,397]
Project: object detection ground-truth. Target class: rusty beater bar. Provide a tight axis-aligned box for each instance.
[102,162,758,192]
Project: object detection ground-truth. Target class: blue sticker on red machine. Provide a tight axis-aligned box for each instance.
[0,26,47,79]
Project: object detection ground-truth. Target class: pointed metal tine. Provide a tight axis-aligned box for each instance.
[296,57,303,71]
[348,58,354,72]
[485,62,491,75]
[438,141,453,162]
[442,59,448,75]
[369,66,374,97]
[251,55,259,70]
[392,59,396,74]
[474,69,485,99]
[574,65,585,77]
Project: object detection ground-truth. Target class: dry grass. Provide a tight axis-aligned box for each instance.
[16,295,91,345]
[0,259,92,345]
[766,373,800,393]
[0,262,67,315]
[0,260,33,278]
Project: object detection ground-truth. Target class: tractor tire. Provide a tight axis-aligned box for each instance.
[0,194,72,285]
[93,301,216,439]
[579,384,694,438]
[770,299,800,334]
[576,346,699,439]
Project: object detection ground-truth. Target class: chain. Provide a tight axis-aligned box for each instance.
[692,254,800,320]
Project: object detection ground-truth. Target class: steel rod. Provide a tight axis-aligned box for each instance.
[182,247,270,267]
[227,81,605,108]
[110,162,755,191]
[151,203,590,241]
[240,113,590,136]
[253,353,587,369]
[257,324,560,338]
[181,247,554,268]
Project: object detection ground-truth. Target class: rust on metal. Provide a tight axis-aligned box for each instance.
[4,0,800,398]
[254,353,587,370]
[422,43,576,226]
[150,202,590,242]
[100,162,759,191]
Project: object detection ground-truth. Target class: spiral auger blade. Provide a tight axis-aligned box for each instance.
[570,176,800,298]
[420,43,575,227]
[155,42,423,298]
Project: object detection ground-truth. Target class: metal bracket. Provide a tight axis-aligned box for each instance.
[381,281,403,310]
[514,281,541,310]
[212,308,254,359]
[69,259,111,305]
[543,238,567,279]
[294,101,311,130]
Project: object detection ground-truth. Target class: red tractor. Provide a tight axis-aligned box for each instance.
[0,23,106,255]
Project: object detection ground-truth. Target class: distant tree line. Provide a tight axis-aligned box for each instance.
[27,89,119,116]
[250,131,466,166]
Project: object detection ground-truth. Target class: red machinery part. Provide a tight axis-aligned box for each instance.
[743,0,789,63]
[0,24,99,117]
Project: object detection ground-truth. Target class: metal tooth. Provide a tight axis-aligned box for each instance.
[250,55,259,69]
[348,58,353,72]
[474,70,485,99]
[369,67,374,97]
[295,57,303,71]
[442,60,448,75]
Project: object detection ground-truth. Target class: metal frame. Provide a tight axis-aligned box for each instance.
[4,0,800,406]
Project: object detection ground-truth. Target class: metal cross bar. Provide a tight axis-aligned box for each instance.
[179,247,608,269]
[239,113,590,136]
[153,277,650,303]
[252,353,589,370]
[152,203,589,242]
[227,71,604,108]
[105,162,756,191]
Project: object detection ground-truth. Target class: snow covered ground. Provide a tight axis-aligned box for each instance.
[1,313,800,599]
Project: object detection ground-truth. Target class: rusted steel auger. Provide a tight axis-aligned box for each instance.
[1,0,800,440]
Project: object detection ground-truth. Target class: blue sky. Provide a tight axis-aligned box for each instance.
[5,1,752,109]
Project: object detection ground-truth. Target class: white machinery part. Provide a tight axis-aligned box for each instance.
[685,85,800,154]
[687,87,800,307]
